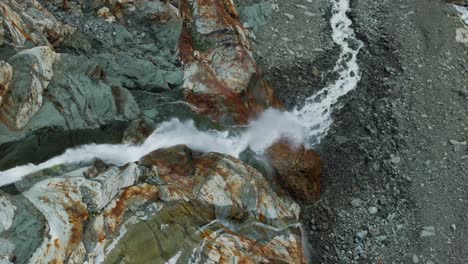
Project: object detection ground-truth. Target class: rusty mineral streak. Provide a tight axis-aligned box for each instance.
[49,259,63,264]
[54,238,61,249]
[221,0,239,18]
[180,0,192,19]
[0,61,12,103]
[192,154,223,175]
[39,195,51,203]
[179,0,194,63]
[210,227,305,263]
[179,26,194,64]
[107,184,160,233]
[179,0,286,124]
[0,3,32,42]
[45,242,51,256]
[64,202,88,255]
[140,147,196,179]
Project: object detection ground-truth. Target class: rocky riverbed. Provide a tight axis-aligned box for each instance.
[0,0,467,263]
[237,0,468,263]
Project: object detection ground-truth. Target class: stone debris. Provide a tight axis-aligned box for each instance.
[285,13,295,20]
[351,198,362,207]
[420,226,436,238]
[367,206,378,215]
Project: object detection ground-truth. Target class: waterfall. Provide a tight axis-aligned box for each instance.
[0,0,362,187]
[295,0,363,146]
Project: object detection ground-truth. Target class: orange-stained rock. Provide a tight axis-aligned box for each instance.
[11,146,306,263]
[268,140,323,202]
[179,0,283,125]
[179,0,322,200]
[104,184,160,233]
[99,148,306,263]
[0,61,13,107]
[0,46,58,130]
[139,145,195,177]
[0,0,73,47]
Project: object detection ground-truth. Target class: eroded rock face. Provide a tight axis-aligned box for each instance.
[0,0,183,167]
[0,46,58,130]
[0,0,48,47]
[0,61,13,106]
[0,196,15,233]
[268,141,323,202]
[180,0,282,125]
[0,146,307,263]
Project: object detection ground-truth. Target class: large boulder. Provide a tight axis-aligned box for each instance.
[0,0,73,48]
[0,46,58,130]
[179,0,282,125]
[0,146,307,263]
[268,141,323,202]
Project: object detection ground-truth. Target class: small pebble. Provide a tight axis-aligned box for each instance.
[295,4,307,9]
[351,198,362,207]
[355,230,368,241]
[368,206,378,215]
[420,229,435,238]
[284,13,295,20]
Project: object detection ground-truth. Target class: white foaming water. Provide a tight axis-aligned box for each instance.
[0,109,305,186]
[0,0,362,186]
[294,0,363,145]
[455,5,468,25]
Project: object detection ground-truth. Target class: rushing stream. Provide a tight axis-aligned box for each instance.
[0,0,362,186]
[455,5,468,25]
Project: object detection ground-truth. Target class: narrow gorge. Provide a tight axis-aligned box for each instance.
[0,0,361,187]
[1,0,467,263]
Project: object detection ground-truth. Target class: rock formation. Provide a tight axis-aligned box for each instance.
[0,0,323,263]
[1,146,307,263]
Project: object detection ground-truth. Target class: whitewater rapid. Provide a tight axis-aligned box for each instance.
[455,5,468,25]
[0,0,363,186]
